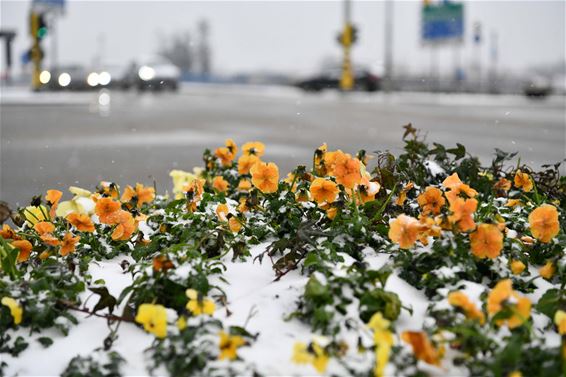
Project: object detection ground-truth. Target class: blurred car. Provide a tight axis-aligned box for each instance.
[39,65,92,91]
[523,75,552,98]
[84,64,132,90]
[296,68,381,92]
[126,57,181,91]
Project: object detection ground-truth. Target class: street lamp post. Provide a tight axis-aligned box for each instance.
[339,0,354,91]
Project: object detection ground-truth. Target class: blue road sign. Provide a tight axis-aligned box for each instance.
[422,2,464,44]
[32,0,65,13]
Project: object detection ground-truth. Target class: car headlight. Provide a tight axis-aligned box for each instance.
[98,71,111,86]
[39,70,51,84]
[87,72,99,87]
[138,66,155,81]
[58,73,71,87]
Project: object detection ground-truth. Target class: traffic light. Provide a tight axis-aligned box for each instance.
[336,24,359,47]
[37,14,48,39]
[351,25,358,44]
[29,11,47,90]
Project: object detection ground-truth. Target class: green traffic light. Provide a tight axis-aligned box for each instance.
[37,27,47,39]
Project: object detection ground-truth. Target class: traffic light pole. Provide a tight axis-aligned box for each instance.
[30,11,42,91]
[340,0,354,91]
[383,0,393,93]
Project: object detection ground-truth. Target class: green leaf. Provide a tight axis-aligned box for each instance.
[535,289,563,319]
[89,287,117,315]
[359,289,401,322]
[447,143,466,160]
[37,337,54,348]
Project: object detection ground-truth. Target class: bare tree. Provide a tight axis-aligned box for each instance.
[197,19,212,75]
[157,31,194,74]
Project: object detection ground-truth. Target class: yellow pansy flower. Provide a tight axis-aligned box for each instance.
[56,186,95,217]
[176,316,187,331]
[292,342,313,364]
[23,205,48,225]
[135,303,168,338]
[311,341,329,373]
[1,297,23,325]
[170,169,197,199]
[218,331,246,360]
[186,289,215,316]
[554,310,566,335]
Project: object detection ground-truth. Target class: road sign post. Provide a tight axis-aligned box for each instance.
[421,1,464,92]
[339,0,354,91]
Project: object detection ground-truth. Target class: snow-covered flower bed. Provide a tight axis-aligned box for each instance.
[1,126,564,376]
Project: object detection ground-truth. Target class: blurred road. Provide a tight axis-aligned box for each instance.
[1,84,565,207]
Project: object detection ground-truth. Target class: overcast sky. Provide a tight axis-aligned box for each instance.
[1,0,564,76]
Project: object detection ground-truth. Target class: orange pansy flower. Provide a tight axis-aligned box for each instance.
[505,199,523,207]
[309,178,339,204]
[60,232,80,256]
[251,162,279,194]
[34,221,55,235]
[388,214,425,249]
[417,187,445,215]
[153,255,174,272]
[442,173,463,190]
[417,215,442,245]
[401,331,442,366]
[212,176,229,193]
[510,260,526,275]
[494,178,512,192]
[448,197,477,232]
[514,169,533,192]
[225,138,238,155]
[111,210,137,241]
[539,261,555,280]
[528,204,559,243]
[356,174,381,204]
[228,217,243,233]
[396,182,415,206]
[469,224,503,259]
[45,189,63,219]
[237,179,252,192]
[238,154,260,175]
[242,141,265,157]
[12,240,33,263]
[66,212,95,233]
[448,291,485,324]
[95,198,121,224]
[0,224,19,240]
[487,279,531,329]
[323,150,342,176]
[238,197,249,213]
[40,234,60,246]
[443,173,478,202]
[121,183,155,208]
[216,203,230,221]
[314,143,328,175]
[333,153,362,189]
[99,181,120,199]
[215,147,235,167]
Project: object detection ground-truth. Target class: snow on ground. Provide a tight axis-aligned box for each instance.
[0,244,421,376]
[2,243,559,376]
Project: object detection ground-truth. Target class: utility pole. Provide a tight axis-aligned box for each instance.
[49,12,57,73]
[29,11,42,91]
[383,0,393,92]
[489,30,498,94]
[472,21,482,93]
[198,19,211,76]
[339,0,354,91]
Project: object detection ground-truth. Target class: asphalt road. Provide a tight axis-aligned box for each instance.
[1,84,565,207]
